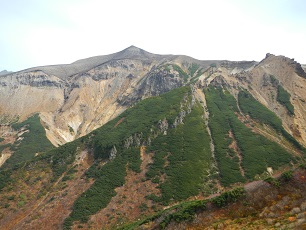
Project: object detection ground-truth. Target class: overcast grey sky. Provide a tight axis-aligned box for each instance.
[1,0,306,71]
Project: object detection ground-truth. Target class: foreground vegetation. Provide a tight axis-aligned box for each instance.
[119,187,245,230]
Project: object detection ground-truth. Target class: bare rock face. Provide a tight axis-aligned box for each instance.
[0,47,190,146]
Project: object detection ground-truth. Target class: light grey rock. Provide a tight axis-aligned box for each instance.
[109,145,117,160]
[287,222,296,228]
[300,202,306,211]
[267,212,276,218]
[297,212,306,219]
[297,218,306,225]
[291,207,301,214]
[266,218,274,224]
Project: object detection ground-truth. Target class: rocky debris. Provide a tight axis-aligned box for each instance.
[109,146,117,160]
[173,110,186,127]
[221,60,257,69]
[158,118,168,135]
[297,218,306,225]
[301,202,306,211]
[291,207,301,214]
[297,213,305,219]
[209,75,229,87]
[124,136,134,149]
[266,218,274,225]
[124,133,144,149]
[173,91,196,128]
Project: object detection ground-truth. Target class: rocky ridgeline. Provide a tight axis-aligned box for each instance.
[1,46,306,149]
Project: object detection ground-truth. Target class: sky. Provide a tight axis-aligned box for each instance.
[1,0,306,71]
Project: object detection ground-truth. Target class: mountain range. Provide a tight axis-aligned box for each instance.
[0,46,306,229]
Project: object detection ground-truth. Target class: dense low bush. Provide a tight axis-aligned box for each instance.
[212,187,245,207]
[154,104,211,204]
[3,114,53,169]
[238,90,304,151]
[205,87,294,185]
[277,85,294,115]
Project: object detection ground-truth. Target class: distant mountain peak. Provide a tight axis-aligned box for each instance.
[125,45,141,50]
[122,45,146,54]
[114,45,157,60]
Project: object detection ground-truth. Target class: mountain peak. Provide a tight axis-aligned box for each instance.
[114,45,157,60]
[125,45,141,51]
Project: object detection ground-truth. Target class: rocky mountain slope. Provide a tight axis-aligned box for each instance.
[0,46,218,147]
[0,47,306,229]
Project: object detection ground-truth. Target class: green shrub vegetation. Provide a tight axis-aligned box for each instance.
[277,85,294,115]
[211,187,245,207]
[159,200,207,229]
[238,90,304,151]
[0,169,13,191]
[171,64,189,82]
[188,63,199,77]
[264,170,294,187]
[3,114,53,169]
[204,87,245,185]
[264,177,281,187]
[205,87,294,185]
[280,170,293,182]
[118,199,207,230]
[238,90,283,132]
[42,140,80,182]
[147,103,211,204]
